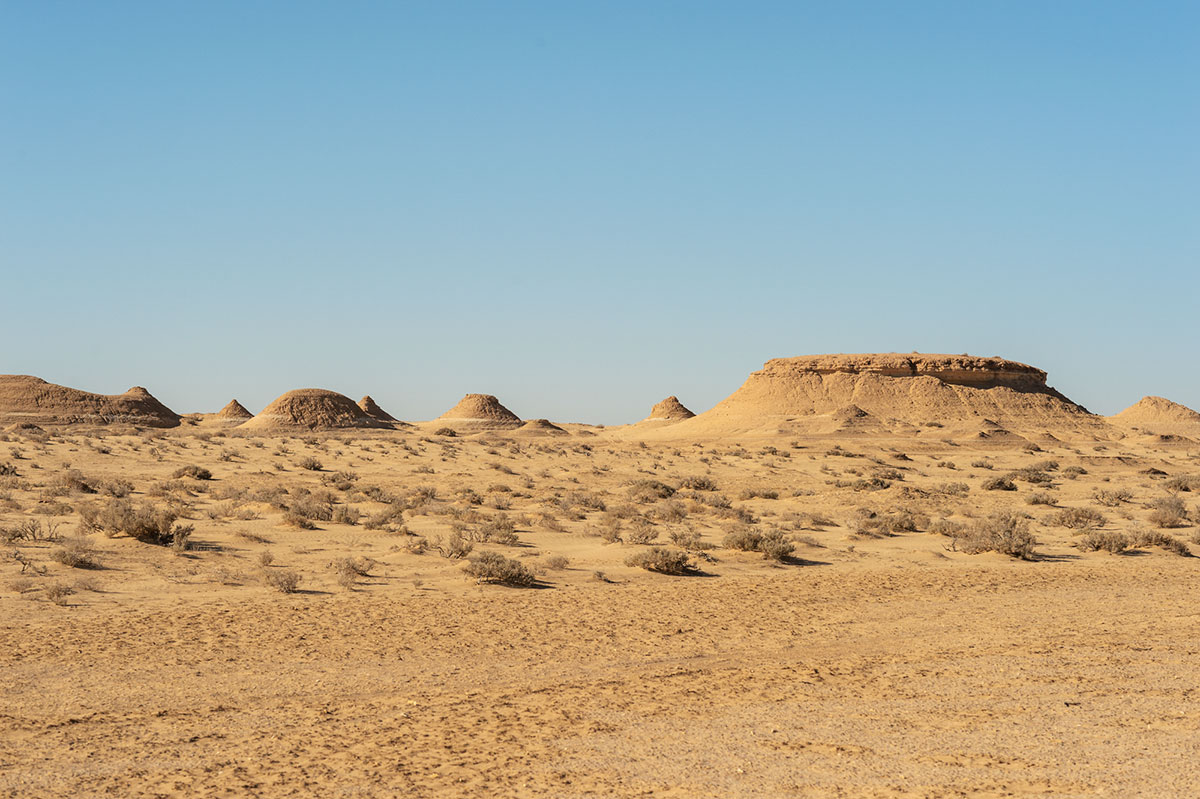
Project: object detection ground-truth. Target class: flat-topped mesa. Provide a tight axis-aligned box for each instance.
[239,389,390,431]
[764,354,1048,390]
[647,396,696,421]
[639,352,1107,440]
[0,374,181,428]
[358,395,398,423]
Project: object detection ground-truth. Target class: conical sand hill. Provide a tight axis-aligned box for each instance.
[434,394,521,430]
[217,400,253,420]
[646,396,695,421]
[1109,396,1200,437]
[239,389,390,431]
[358,396,399,423]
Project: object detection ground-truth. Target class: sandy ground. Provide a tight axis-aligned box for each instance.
[1,424,1198,797]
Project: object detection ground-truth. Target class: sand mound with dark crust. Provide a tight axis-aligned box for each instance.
[0,375,180,428]
[239,389,390,431]
[646,396,695,421]
[435,394,521,430]
[358,396,398,423]
[217,400,253,420]
[512,418,569,436]
[639,353,1108,439]
[1109,396,1200,437]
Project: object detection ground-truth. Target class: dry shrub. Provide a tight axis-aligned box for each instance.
[1093,489,1132,507]
[1024,492,1056,506]
[44,581,75,606]
[462,551,536,586]
[624,547,695,575]
[172,465,212,480]
[331,556,374,590]
[298,457,323,471]
[1077,530,1131,554]
[1048,507,1106,529]
[678,476,717,491]
[957,513,1037,560]
[434,533,473,559]
[264,568,302,593]
[1132,528,1190,556]
[624,518,659,545]
[332,505,361,525]
[982,476,1017,492]
[1148,496,1189,528]
[543,554,570,570]
[627,480,675,503]
[50,536,98,569]
[80,500,182,546]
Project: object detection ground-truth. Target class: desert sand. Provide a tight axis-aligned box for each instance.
[2,355,1199,798]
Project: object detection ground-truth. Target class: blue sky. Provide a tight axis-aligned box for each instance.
[2,2,1196,423]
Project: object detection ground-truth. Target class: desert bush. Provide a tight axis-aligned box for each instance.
[48,470,98,496]
[80,500,181,545]
[331,556,374,590]
[624,547,695,575]
[332,505,361,526]
[1077,530,1131,554]
[1008,467,1052,484]
[957,513,1036,559]
[543,554,570,570]
[667,529,711,550]
[929,518,965,538]
[297,457,323,472]
[50,536,98,569]
[1,518,62,543]
[1165,475,1200,493]
[678,476,717,491]
[757,530,795,561]
[737,487,780,500]
[651,500,688,523]
[475,514,519,545]
[970,459,994,470]
[258,550,275,567]
[364,505,406,531]
[403,535,428,554]
[264,568,302,593]
[172,465,212,480]
[723,526,762,551]
[1093,488,1132,507]
[463,551,536,586]
[981,476,1017,492]
[1148,496,1189,528]
[0,462,17,476]
[1048,507,1106,529]
[434,427,457,437]
[100,478,134,497]
[624,518,659,545]
[171,523,194,552]
[1132,528,1190,556]
[44,581,75,605]
[435,532,473,559]
[1061,465,1087,479]
[1024,492,1056,506]
[627,479,676,503]
[321,471,359,491]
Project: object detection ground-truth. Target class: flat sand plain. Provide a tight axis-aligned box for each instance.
[2,425,1198,797]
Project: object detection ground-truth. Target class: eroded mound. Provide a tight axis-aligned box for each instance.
[513,418,569,436]
[1110,396,1200,436]
[435,394,521,429]
[646,396,695,421]
[240,389,389,431]
[358,396,398,423]
[644,353,1108,439]
[0,375,180,428]
[217,400,253,420]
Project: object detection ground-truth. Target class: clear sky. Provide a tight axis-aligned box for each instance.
[2,2,1196,423]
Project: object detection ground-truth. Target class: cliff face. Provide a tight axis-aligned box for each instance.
[759,354,1048,390]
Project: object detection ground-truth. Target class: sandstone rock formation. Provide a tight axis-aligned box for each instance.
[1109,396,1200,438]
[513,418,569,436]
[217,400,253,420]
[645,396,696,421]
[434,394,521,431]
[358,396,398,423]
[0,375,180,428]
[641,353,1108,439]
[239,389,390,431]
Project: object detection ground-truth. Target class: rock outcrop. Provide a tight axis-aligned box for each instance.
[0,375,180,428]
[645,396,696,421]
[642,353,1107,439]
[1109,396,1200,437]
[358,395,399,423]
